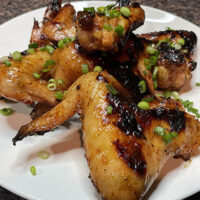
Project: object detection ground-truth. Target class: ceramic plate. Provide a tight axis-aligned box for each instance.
[0,1,200,200]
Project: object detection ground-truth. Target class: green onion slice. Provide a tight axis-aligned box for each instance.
[106,83,118,95]
[3,59,11,67]
[30,166,36,176]
[107,105,113,114]
[57,79,64,85]
[196,83,200,86]
[120,6,131,18]
[38,151,50,160]
[114,25,124,36]
[44,60,55,66]
[146,45,157,55]
[28,43,38,49]
[46,45,55,54]
[177,38,185,46]
[162,134,172,145]
[94,66,102,72]
[33,73,41,79]
[48,83,56,90]
[0,108,15,116]
[138,80,146,94]
[12,51,22,61]
[27,48,35,54]
[84,7,95,12]
[48,79,56,84]
[137,101,149,110]
[55,91,64,100]
[82,64,89,74]
[154,126,165,136]
[42,67,51,73]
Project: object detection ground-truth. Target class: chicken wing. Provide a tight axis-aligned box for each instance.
[30,0,76,46]
[138,30,197,91]
[0,50,58,106]
[13,71,200,200]
[76,1,145,52]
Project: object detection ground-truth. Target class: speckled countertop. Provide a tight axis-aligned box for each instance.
[0,0,199,200]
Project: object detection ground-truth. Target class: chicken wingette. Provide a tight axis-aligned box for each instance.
[0,50,57,106]
[13,71,200,200]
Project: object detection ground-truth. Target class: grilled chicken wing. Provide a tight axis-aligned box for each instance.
[76,1,145,53]
[30,0,76,46]
[0,50,58,106]
[13,72,200,200]
[138,30,197,91]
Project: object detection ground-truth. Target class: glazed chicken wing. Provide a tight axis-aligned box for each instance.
[76,1,145,53]
[138,30,197,91]
[30,0,76,46]
[13,72,200,200]
[0,50,57,106]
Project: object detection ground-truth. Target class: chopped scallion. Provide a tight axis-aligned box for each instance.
[82,64,89,74]
[106,83,118,95]
[196,83,200,86]
[94,66,102,72]
[146,45,157,55]
[42,67,51,73]
[107,105,113,114]
[28,43,38,49]
[27,48,35,54]
[57,79,64,85]
[3,59,11,67]
[48,79,56,84]
[30,166,36,176]
[48,83,56,90]
[162,134,172,145]
[33,73,41,79]
[38,151,50,159]
[54,91,64,100]
[154,126,165,136]
[177,38,185,46]
[0,108,15,116]
[137,101,149,110]
[114,25,124,36]
[138,80,146,94]
[84,7,95,12]
[120,6,130,18]
[12,51,22,61]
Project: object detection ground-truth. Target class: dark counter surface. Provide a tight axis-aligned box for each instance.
[0,0,199,200]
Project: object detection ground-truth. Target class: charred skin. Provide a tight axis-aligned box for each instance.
[76,2,145,53]
[13,72,200,200]
[0,50,57,106]
[138,30,197,91]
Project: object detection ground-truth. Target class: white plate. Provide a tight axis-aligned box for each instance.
[0,1,200,200]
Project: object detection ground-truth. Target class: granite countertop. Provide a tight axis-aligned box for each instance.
[0,0,199,200]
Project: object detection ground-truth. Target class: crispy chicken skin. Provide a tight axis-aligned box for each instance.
[0,50,57,106]
[30,0,76,46]
[13,72,200,200]
[76,1,145,52]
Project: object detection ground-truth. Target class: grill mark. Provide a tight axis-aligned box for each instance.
[158,42,185,65]
[106,93,145,139]
[113,139,146,175]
